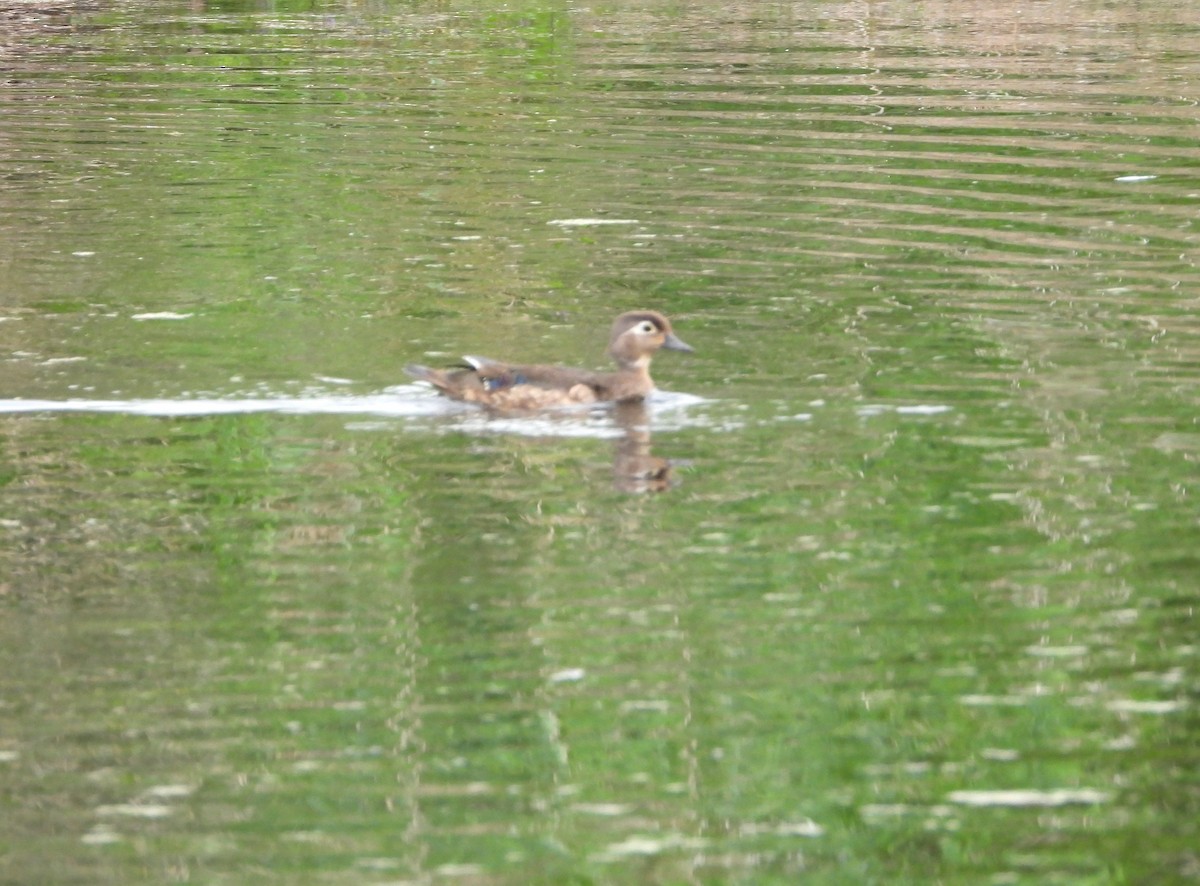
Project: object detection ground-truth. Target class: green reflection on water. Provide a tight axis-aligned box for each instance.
[3,0,1199,882]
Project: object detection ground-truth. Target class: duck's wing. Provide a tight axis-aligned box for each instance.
[407,358,615,408]
[488,363,607,390]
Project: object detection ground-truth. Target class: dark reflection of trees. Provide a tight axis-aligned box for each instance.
[611,400,676,494]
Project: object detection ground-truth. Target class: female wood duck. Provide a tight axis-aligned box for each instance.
[405,310,693,412]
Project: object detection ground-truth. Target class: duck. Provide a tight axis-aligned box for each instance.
[405,310,693,412]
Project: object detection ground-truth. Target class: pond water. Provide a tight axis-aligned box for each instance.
[2,0,1198,882]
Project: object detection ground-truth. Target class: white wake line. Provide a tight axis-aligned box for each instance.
[0,394,447,418]
[0,389,709,431]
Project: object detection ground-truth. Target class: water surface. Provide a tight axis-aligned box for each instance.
[2,0,1198,882]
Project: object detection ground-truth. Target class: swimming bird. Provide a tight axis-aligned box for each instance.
[405,310,693,412]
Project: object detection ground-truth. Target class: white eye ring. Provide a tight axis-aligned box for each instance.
[637,321,657,334]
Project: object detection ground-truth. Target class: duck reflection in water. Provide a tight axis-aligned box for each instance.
[406,310,693,492]
[611,399,677,493]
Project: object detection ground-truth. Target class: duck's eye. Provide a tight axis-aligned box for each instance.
[637,321,658,334]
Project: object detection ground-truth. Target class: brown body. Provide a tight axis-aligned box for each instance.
[405,310,693,412]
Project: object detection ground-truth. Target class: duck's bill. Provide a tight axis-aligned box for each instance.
[662,333,694,353]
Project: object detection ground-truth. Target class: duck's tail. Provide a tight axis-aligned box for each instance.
[404,363,436,382]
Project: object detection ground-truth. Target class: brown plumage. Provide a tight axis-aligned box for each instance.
[405,310,693,412]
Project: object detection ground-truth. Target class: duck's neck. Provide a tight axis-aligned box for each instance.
[614,354,651,372]
[608,358,654,399]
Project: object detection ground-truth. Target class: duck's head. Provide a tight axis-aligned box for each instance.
[607,310,693,370]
